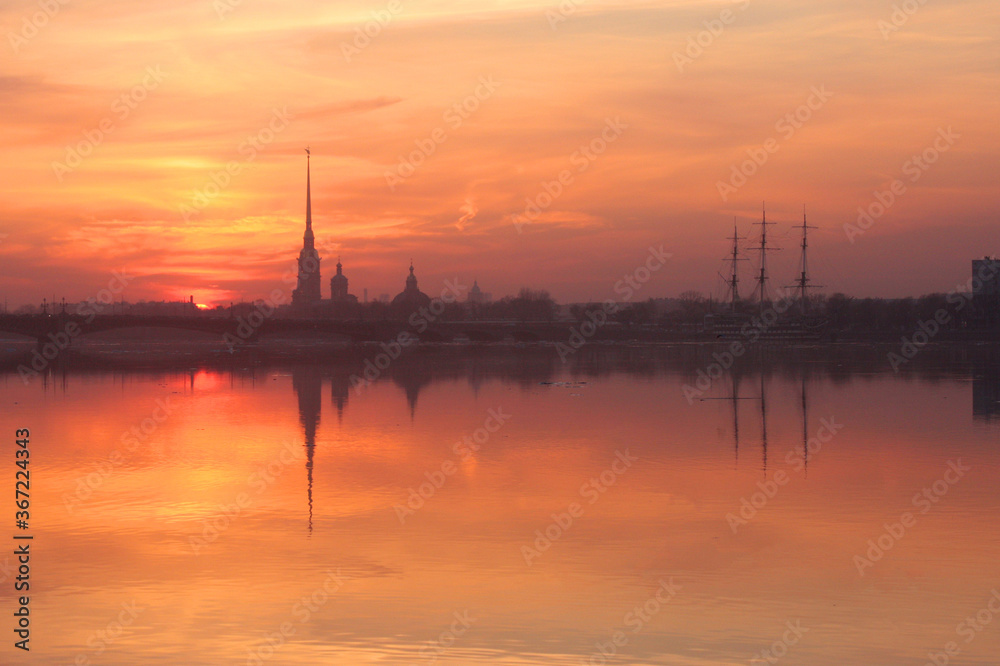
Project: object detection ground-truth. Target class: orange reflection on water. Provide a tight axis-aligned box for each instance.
[4,354,1000,665]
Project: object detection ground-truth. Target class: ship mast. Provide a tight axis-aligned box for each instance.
[749,203,779,313]
[724,219,747,311]
[789,206,822,315]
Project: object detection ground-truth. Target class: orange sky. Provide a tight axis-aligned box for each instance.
[0,0,997,306]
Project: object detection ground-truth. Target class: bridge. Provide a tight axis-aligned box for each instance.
[0,313,595,347]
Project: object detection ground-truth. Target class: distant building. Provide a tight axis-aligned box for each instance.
[292,150,322,309]
[391,262,431,316]
[90,299,200,317]
[329,258,357,303]
[467,280,491,304]
[972,256,1000,327]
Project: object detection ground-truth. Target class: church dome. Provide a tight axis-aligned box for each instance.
[391,262,431,314]
[330,258,353,302]
[331,259,347,284]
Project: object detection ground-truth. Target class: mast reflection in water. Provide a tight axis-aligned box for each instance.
[5,346,1000,665]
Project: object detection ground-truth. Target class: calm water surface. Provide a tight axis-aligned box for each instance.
[3,346,999,665]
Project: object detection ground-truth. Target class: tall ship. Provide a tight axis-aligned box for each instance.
[704,205,827,342]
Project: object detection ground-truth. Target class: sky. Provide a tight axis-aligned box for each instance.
[0,0,997,307]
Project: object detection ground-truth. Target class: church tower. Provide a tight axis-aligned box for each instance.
[330,257,350,301]
[292,149,322,308]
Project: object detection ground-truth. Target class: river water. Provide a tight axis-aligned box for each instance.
[2,344,999,665]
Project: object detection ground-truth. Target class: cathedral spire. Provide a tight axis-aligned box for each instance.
[292,147,322,307]
[304,147,314,249]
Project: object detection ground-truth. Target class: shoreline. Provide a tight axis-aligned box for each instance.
[2,337,998,376]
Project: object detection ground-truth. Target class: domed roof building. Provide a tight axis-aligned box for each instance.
[467,279,491,304]
[390,262,431,316]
